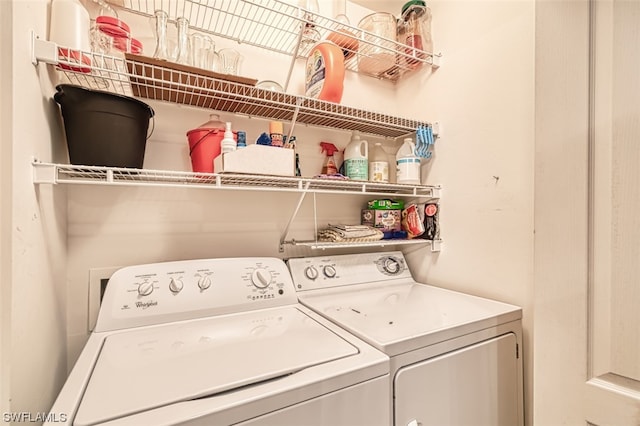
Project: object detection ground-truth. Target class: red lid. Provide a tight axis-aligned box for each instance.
[57,48,91,73]
[112,36,142,54]
[96,15,130,38]
[130,38,143,54]
[112,36,130,52]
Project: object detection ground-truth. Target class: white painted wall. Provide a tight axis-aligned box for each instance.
[0,0,13,417]
[4,0,69,419]
[397,1,535,424]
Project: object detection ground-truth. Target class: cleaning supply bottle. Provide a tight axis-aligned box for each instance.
[305,41,345,103]
[344,131,369,181]
[320,142,339,175]
[221,122,236,153]
[369,142,389,182]
[396,138,421,184]
[269,121,284,147]
[236,131,247,149]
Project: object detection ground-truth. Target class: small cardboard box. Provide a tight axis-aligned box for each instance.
[214,144,295,176]
[361,209,402,232]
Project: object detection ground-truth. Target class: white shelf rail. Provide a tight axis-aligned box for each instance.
[109,0,442,80]
[32,161,442,198]
[32,33,438,139]
[288,239,442,251]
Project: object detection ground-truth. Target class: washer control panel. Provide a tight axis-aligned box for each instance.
[287,251,412,292]
[96,257,297,332]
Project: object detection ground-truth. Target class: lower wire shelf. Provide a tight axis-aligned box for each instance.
[284,238,442,252]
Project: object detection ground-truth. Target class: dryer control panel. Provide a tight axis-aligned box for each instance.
[288,251,413,292]
[95,257,298,332]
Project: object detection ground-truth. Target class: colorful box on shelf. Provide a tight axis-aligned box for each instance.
[214,145,295,177]
[367,199,405,210]
[361,209,402,232]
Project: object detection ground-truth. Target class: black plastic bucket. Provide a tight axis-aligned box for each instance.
[54,84,155,168]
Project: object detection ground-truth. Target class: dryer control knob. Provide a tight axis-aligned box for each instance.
[304,266,319,280]
[251,268,272,289]
[169,278,183,294]
[383,257,401,274]
[138,281,154,296]
[323,265,337,278]
[198,276,212,291]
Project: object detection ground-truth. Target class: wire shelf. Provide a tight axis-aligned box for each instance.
[108,0,440,80]
[288,239,440,250]
[32,162,441,199]
[52,49,433,138]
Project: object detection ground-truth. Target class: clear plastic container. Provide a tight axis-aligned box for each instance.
[399,0,432,69]
[357,12,397,76]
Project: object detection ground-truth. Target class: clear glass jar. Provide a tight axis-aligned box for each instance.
[189,33,217,70]
[175,17,190,65]
[399,0,432,69]
[152,10,169,60]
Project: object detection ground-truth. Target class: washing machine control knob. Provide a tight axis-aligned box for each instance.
[198,276,212,291]
[383,257,401,274]
[137,281,154,296]
[304,266,319,280]
[168,278,183,294]
[323,265,337,278]
[251,268,272,289]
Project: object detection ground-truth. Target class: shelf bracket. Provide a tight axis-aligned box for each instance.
[32,160,58,184]
[287,97,303,142]
[431,239,443,252]
[284,18,305,92]
[279,181,311,252]
[430,53,443,70]
[31,31,58,66]
[431,185,442,199]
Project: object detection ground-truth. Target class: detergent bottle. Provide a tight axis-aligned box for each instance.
[344,131,369,180]
[320,142,339,175]
[305,41,345,103]
[396,138,421,184]
[369,142,389,182]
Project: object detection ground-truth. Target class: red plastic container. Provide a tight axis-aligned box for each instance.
[186,114,236,173]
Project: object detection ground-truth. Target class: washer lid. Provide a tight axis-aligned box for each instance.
[74,306,357,426]
[299,283,522,356]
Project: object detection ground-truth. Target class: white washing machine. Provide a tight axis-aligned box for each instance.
[46,257,389,426]
[288,251,524,426]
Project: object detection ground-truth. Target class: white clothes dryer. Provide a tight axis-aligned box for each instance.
[47,257,389,426]
[288,251,524,426]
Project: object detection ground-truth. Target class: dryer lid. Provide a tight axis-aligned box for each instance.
[74,306,357,426]
[299,283,521,356]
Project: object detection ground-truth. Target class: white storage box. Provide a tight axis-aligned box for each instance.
[214,144,295,177]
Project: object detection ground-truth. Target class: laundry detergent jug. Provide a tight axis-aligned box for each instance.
[396,138,421,184]
[344,131,369,181]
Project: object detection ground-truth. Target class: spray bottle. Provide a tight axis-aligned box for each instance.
[320,142,339,175]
